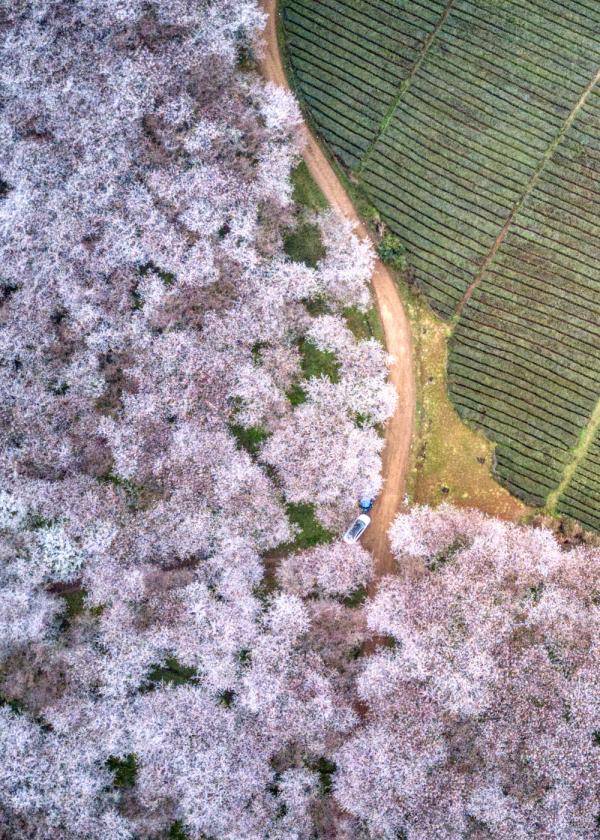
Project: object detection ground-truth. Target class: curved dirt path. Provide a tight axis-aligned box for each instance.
[259,0,416,575]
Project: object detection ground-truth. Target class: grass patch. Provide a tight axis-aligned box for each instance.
[284,502,334,550]
[137,261,175,287]
[343,305,384,346]
[347,643,363,661]
[284,222,325,268]
[302,295,331,318]
[217,689,236,708]
[308,756,337,796]
[291,160,328,211]
[57,588,104,631]
[284,161,328,267]
[26,513,54,530]
[61,589,86,620]
[106,754,137,789]
[286,339,340,406]
[286,382,307,407]
[0,694,26,716]
[58,589,86,632]
[251,340,268,363]
[229,423,269,458]
[299,339,339,382]
[341,584,368,608]
[143,657,198,690]
[237,648,252,667]
[168,822,190,840]
[236,43,257,72]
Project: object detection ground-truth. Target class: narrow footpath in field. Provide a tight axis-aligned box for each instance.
[259,0,416,577]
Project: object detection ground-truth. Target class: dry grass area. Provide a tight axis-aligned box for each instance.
[401,283,529,523]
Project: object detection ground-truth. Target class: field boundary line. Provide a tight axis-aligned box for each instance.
[454,66,600,321]
[546,393,600,514]
[358,0,456,172]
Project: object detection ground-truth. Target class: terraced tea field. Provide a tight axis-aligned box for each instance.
[557,427,600,526]
[282,0,600,530]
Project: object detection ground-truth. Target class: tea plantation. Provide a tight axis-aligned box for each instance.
[282,0,600,529]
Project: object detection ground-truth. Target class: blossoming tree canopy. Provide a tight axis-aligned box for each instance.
[334,507,600,838]
[1,0,597,838]
[0,0,392,836]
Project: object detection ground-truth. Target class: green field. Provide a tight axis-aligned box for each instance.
[282,0,600,530]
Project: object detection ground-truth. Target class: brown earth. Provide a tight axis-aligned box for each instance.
[258,0,416,577]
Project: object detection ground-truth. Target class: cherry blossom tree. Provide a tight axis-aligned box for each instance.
[306,315,396,424]
[315,212,374,310]
[262,385,385,530]
[278,541,373,599]
[0,0,393,836]
[334,507,600,839]
[0,707,131,840]
[388,501,487,562]
[5,0,599,838]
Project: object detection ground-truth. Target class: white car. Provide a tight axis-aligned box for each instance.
[343,513,371,544]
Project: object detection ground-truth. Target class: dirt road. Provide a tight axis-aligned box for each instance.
[259,0,416,576]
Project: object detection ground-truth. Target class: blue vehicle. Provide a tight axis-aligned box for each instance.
[359,497,375,513]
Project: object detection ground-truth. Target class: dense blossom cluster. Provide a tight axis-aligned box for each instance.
[336,505,600,838]
[1,2,598,839]
[0,1,390,837]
